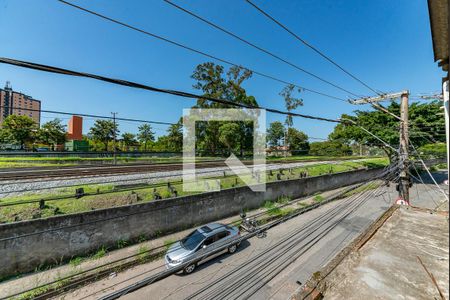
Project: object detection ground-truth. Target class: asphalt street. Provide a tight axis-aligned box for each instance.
[61,179,401,300]
[57,171,448,300]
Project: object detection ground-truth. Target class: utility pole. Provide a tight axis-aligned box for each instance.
[350,90,410,202]
[111,112,118,166]
[399,92,409,202]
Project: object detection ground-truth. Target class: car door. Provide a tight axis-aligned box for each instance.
[195,235,216,264]
[200,230,230,263]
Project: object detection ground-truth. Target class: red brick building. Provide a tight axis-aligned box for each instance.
[0,81,41,125]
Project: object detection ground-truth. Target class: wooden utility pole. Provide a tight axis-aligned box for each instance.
[350,90,410,202]
[399,92,409,202]
[111,112,118,165]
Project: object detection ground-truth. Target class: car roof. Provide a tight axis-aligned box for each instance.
[198,223,227,235]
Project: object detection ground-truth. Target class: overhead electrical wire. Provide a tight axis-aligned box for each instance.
[6,162,399,299]
[4,176,392,299]
[183,167,399,300]
[0,56,400,153]
[55,0,349,103]
[11,183,351,299]
[0,56,341,123]
[97,166,399,300]
[162,0,361,98]
[245,0,383,96]
[408,139,449,202]
[0,105,176,126]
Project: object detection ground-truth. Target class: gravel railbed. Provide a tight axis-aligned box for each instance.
[0,160,365,197]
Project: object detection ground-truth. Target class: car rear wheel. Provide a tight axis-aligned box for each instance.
[228,244,237,254]
[183,263,196,274]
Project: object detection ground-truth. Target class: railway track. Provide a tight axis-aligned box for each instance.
[0,160,243,181]
[0,158,360,181]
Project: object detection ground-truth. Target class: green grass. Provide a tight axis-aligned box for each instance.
[137,245,150,263]
[0,155,223,168]
[0,161,76,168]
[263,201,282,216]
[263,201,276,210]
[164,239,176,250]
[69,257,83,267]
[313,194,325,202]
[92,247,107,260]
[266,155,368,162]
[280,207,295,216]
[276,195,291,204]
[0,157,388,223]
[117,239,128,249]
[0,155,385,168]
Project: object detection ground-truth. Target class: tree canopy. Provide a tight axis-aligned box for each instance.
[137,124,155,151]
[191,62,258,155]
[286,127,309,151]
[267,121,285,147]
[329,101,445,159]
[0,115,37,149]
[88,120,119,151]
[309,141,352,156]
[37,118,66,150]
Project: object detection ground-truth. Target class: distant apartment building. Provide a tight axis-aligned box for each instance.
[0,81,41,125]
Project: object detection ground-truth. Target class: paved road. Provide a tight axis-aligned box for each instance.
[58,170,448,300]
[62,179,399,300]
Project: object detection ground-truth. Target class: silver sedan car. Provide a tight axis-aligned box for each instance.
[165,223,240,274]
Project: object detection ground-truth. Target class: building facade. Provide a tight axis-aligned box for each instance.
[67,115,83,141]
[0,81,41,125]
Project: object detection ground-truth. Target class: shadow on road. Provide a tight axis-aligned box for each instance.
[175,239,253,276]
[411,170,448,184]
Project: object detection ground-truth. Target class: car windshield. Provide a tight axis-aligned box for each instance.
[181,229,206,250]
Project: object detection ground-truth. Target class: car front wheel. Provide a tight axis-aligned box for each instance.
[228,244,237,254]
[183,263,196,274]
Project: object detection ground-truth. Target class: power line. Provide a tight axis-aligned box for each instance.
[0,105,176,126]
[99,167,399,300]
[409,139,449,202]
[55,0,347,103]
[10,181,364,299]
[163,0,361,98]
[0,57,341,123]
[245,0,382,96]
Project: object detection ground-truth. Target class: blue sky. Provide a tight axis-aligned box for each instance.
[0,0,444,139]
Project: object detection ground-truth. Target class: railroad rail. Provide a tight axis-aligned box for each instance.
[0,157,382,182]
[0,160,237,181]
[0,159,304,181]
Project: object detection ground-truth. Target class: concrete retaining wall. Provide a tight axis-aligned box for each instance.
[0,168,383,277]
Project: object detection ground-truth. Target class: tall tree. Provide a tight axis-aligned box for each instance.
[137,124,155,151]
[219,123,240,153]
[281,84,303,153]
[88,120,119,151]
[37,118,67,150]
[286,127,309,153]
[166,118,183,152]
[191,62,258,155]
[329,101,445,160]
[0,115,37,149]
[267,121,285,147]
[309,141,352,156]
[121,132,137,151]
